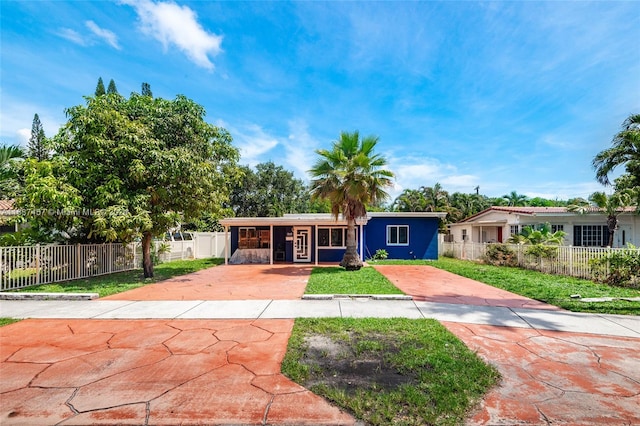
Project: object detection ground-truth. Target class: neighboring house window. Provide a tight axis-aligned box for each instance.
[387,225,409,245]
[239,227,258,249]
[318,227,346,248]
[462,229,468,241]
[510,225,520,235]
[573,225,607,247]
[551,224,564,233]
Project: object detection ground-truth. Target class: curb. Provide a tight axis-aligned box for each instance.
[0,292,99,301]
[302,294,413,300]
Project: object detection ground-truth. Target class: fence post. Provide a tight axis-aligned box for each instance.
[76,244,81,278]
[35,244,41,285]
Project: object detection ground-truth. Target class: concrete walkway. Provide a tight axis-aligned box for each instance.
[1,264,639,425]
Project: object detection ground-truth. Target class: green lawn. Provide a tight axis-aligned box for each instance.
[10,258,224,298]
[371,258,640,315]
[0,318,20,327]
[282,317,500,425]
[306,266,404,295]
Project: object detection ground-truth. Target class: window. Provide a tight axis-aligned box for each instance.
[462,229,468,241]
[387,225,409,246]
[239,227,258,249]
[510,225,520,235]
[318,227,346,248]
[573,225,607,247]
[551,224,564,233]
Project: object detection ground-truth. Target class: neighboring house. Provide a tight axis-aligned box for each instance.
[0,199,19,234]
[448,206,639,248]
[219,212,446,265]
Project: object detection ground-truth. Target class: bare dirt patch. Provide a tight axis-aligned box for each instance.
[301,333,417,393]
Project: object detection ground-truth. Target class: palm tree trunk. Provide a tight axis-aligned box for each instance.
[607,215,617,247]
[340,217,362,271]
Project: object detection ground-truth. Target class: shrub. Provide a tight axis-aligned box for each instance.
[524,244,559,259]
[590,244,640,288]
[483,243,517,267]
[371,249,388,261]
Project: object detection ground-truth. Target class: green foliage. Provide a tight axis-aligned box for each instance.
[95,77,106,96]
[228,161,310,217]
[106,78,119,95]
[20,91,240,277]
[483,243,517,266]
[590,244,640,288]
[507,222,565,245]
[0,144,25,199]
[524,244,558,259]
[141,82,153,97]
[28,113,49,161]
[371,248,388,260]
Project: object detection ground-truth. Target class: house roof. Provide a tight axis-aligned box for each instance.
[220,211,446,227]
[0,199,19,216]
[457,205,637,224]
[0,199,15,211]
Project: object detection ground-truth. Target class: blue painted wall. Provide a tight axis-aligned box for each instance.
[364,216,440,260]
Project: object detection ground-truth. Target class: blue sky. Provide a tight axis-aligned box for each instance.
[1,1,639,202]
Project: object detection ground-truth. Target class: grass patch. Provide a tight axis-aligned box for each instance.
[306,266,404,295]
[0,318,20,327]
[11,258,224,298]
[371,258,640,315]
[282,317,500,425]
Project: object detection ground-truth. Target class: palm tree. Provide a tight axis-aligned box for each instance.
[421,183,449,212]
[593,113,640,186]
[502,190,528,206]
[589,191,633,247]
[0,144,25,199]
[309,131,394,270]
[392,189,427,212]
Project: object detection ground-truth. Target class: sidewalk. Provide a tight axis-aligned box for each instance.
[1,264,639,425]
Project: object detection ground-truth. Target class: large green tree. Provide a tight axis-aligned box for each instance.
[309,131,394,270]
[37,92,240,277]
[228,161,309,217]
[27,113,49,161]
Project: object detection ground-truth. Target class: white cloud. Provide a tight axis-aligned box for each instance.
[230,123,280,166]
[283,119,321,180]
[122,0,222,70]
[16,129,31,146]
[85,20,120,50]
[58,28,87,46]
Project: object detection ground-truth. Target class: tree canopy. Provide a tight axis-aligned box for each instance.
[18,92,240,277]
[228,161,310,217]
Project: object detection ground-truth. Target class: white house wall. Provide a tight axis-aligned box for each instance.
[451,211,640,247]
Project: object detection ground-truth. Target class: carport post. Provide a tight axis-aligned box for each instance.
[269,224,273,265]
[224,225,229,265]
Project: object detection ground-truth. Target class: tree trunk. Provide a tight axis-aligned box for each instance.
[607,215,617,248]
[340,217,362,271]
[142,231,154,278]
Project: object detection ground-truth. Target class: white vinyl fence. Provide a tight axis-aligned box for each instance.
[439,242,639,280]
[0,233,230,291]
[1,243,138,291]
